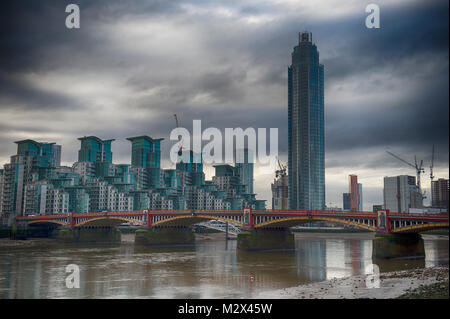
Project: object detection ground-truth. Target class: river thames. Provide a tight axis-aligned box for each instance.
[0,233,448,299]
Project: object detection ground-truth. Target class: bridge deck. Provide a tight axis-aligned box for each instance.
[15,209,448,234]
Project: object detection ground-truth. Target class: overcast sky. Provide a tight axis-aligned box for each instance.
[0,0,448,210]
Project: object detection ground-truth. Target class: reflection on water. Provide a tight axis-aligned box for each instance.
[0,235,447,299]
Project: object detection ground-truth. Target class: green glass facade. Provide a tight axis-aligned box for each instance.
[78,136,114,163]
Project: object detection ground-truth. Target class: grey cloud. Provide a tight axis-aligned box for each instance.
[0,0,448,207]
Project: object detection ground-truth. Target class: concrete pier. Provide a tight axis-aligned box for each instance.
[372,233,425,259]
[9,223,53,239]
[135,227,195,246]
[237,228,295,251]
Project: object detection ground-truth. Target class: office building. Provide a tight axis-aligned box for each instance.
[357,183,363,211]
[373,204,383,212]
[343,193,350,210]
[383,175,423,213]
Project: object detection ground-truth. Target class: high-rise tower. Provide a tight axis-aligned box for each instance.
[288,31,325,210]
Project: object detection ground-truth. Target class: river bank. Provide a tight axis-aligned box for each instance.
[256,265,449,299]
[397,280,449,298]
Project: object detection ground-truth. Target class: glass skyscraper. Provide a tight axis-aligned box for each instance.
[288,31,325,210]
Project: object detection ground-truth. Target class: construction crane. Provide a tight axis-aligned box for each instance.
[273,156,288,209]
[429,144,435,204]
[430,144,435,182]
[173,114,183,156]
[275,156,287,178]
[386,150,425,196]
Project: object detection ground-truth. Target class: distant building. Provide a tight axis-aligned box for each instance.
[357,183,363,211]
[431,178,449,209]
[373,204,383,212]
[347,175,363,211]
[408,207,447,214]
[325,206,342,211]
[272,171,288,210]
[343,193,350,210]
[383,175,423,213]
[235,149,254,195]
[349,175,358,211]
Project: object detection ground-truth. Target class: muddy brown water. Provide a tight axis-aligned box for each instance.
[0,233,447,298]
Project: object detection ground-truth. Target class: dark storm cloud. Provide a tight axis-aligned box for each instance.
[0,71,79,111]
[321,2,449,81]
[195,69,247,103]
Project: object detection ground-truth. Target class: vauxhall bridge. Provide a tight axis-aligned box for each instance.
[15,208,449,258]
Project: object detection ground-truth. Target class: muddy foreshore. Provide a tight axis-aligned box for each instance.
[256,266,449,299]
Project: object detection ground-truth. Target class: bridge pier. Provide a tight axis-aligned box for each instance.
[237,228,295,251]
[10,222,58,239]
[372,233,425,259]
[10,222,28,240]
[135,226,195,246]
[56,226,121,243]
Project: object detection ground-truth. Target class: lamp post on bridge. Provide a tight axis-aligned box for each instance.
[143,210,152,228]
[375,209,391,234]
[69,212,74,229]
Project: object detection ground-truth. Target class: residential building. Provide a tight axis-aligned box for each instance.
[431,178,449,209]
[288,31,325,210]
[127,135,163,188]
[0,139,60,225]
[0,169,4,218]
[357,183,363,211]
[78,136,114,163]
[1,134,266,220]
[235,149,254,195]
[349,175,358,211]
